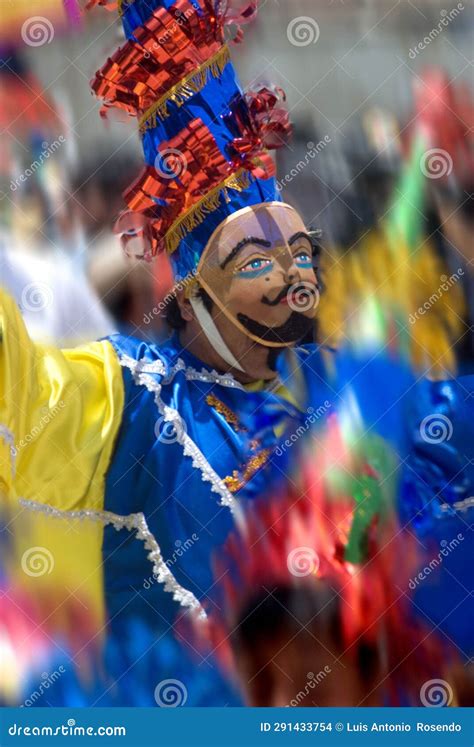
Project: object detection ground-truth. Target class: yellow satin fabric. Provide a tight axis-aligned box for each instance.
[0,287,124,628]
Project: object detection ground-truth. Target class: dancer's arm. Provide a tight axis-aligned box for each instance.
[0,287,124,512]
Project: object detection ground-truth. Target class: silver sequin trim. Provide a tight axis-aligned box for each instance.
[119,347,285,393]
[118,355,239,514]
[18,498,206,619]
[119,354,167,378]
[184,365,247,390]
[121,352,246,390]
[438,496,474,514]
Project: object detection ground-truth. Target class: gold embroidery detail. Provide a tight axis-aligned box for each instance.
[223,448,272,494]
[206,394,244,431]
[139,46,231,133]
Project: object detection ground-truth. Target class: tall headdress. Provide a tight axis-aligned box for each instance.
[90,0,290,281]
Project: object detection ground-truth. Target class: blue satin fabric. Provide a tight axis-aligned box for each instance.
[141,64,241,166]
[323,350,474,657]
[101,332,474,702]
[101,334,329,704]
[102,336,327,615]
[401,375,474,657]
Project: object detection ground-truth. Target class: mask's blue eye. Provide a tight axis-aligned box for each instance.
[236,257,273,279]
[295,251,312,267]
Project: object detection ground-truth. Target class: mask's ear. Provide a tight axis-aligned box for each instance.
[175,287,195,323]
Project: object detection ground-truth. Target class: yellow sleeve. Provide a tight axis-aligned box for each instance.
[0,287,124,513]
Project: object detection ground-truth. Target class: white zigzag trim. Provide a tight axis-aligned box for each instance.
[18,498,206,618]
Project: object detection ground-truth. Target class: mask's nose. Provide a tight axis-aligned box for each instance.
[284,259,300,285]
[275,245,299,285]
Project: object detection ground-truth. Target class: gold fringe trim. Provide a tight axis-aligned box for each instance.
[165,168,253,254]
[139,46,231,133]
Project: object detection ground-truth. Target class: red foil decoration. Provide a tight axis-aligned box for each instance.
[92,0,231,119]
[118,119,229,254]
[115,117,272,256]
[216,0,258,43]
[227,87,291,175]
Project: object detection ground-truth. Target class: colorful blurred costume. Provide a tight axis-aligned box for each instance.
[184,435,459,706]
[1,1,473,707]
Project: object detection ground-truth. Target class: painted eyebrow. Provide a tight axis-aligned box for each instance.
[288,231,313,247]
[220,236,272,269]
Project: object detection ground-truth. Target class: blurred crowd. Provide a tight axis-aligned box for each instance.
[1,53,472,360]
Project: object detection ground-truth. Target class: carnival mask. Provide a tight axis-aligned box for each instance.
[196,203,319,348]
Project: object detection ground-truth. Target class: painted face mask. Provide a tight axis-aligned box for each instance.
[195,202,319,348]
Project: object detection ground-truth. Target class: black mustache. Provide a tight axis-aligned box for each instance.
[261,283,317,307]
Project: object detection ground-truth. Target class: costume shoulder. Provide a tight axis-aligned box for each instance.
[107,331,180,376]
[0,287,124,512]
[105,333,185,406]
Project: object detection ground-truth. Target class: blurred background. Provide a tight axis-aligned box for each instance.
[0,0,472,350]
